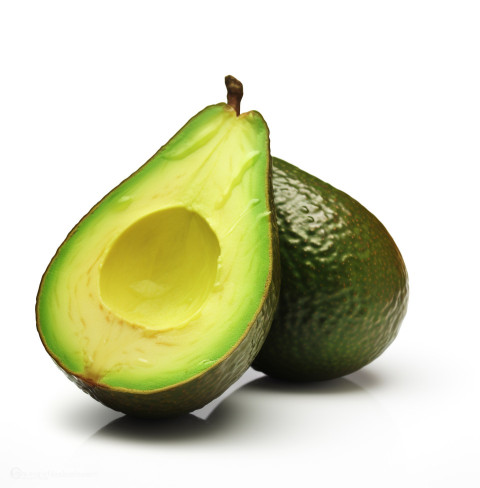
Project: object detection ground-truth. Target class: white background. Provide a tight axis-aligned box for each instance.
[1,1,480,487]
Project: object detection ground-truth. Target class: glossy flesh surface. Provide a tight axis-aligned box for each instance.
[253,157,408,381]
[37,103,278,411]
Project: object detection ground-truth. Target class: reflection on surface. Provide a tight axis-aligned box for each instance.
[88,368,393,446]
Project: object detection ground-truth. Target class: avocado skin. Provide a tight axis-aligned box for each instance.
[253,157,408,381]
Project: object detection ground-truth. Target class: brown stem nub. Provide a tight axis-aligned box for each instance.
[225,75,243,116]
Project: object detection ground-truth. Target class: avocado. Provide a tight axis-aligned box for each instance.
[36,77,280,418]
[253,157,408,381]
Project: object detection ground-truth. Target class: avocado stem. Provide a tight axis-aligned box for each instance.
[225,75,243,116]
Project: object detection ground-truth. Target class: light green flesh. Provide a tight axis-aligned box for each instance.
[37,103,272,391]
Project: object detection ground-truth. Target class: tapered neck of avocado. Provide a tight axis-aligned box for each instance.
[225,75,243,116]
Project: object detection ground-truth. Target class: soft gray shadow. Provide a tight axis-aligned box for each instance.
[198,375,368,437]
[243,375,366,395]
[86,368,386,445]
[347,367,386,389]
[201,372,392,445]
[92,414,209,443]
[207,374,372,424]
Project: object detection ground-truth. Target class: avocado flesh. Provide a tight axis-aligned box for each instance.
[37,103,279,414]
[253,157,408,381]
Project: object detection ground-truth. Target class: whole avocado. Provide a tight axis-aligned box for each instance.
[253,157,409,381]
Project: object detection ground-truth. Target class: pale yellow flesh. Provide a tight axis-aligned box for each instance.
[100,208,221,330]
[41,105,271,390]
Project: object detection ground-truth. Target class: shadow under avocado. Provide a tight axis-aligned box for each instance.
[347,367,386,390]
[243,375,363,395]
[92,413,209,443]
[88,370,382,444]
[245,367,386,394]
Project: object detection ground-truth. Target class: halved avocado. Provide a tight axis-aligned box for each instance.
[36,77,280,418]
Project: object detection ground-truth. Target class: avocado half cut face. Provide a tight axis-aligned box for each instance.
[36,78,280,417]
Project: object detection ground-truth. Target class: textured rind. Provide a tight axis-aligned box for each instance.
[42,157,280,419]
[253,157,409,381]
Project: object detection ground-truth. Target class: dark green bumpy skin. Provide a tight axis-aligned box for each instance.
[253,158,408,381]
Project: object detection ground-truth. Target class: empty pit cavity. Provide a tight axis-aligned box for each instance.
[99,208,220,330]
